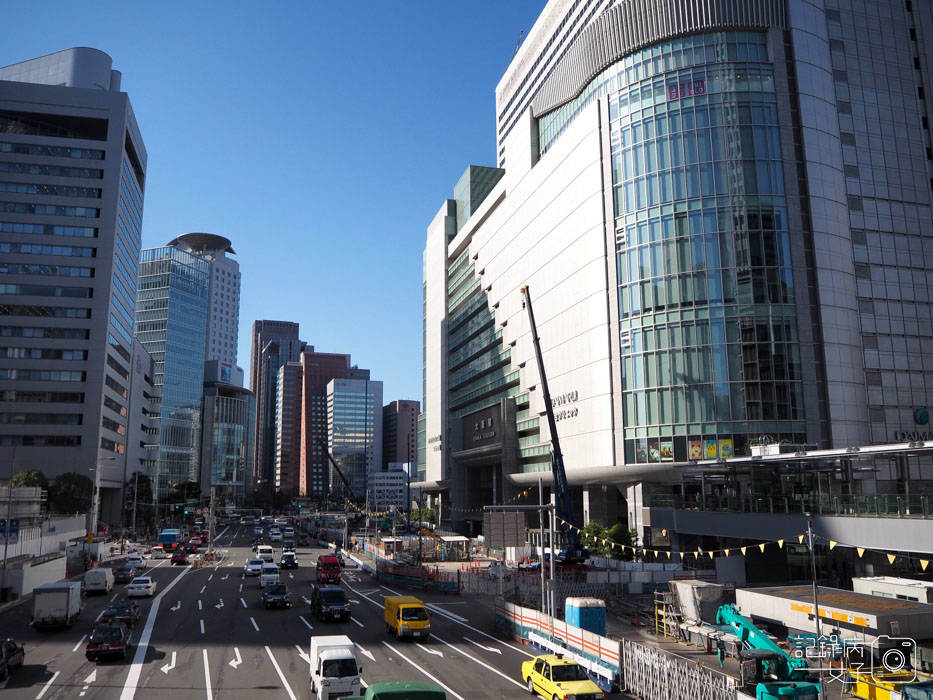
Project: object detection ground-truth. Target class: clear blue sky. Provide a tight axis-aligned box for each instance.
[4,1,546,403]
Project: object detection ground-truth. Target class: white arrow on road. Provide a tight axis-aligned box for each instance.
[416,643,444,657]
[289,573,294,579]
[354,643,375,662]
[170,601,181,612]
[349,599,360,604]
[228,647,242,668]
[84,669,98,684]
[160,651,177,674]
[302,596,311,605]
[295,644,311,664]
[464,637,501,654]
[221,574,229,580]
[215,598,224,609]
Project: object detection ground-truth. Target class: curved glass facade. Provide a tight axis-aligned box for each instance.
[538,31,810,464]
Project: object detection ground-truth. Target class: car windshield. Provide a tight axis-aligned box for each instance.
[321,590,346,603]
[248,559,263,566]
[262,567,277,575]
[267,584,287,594]
[401,607,428,622]
[282,554,295,560]
[320,561,339,571]
[551,664,589,682]
[90,626,123,641]
[322,658,358,678]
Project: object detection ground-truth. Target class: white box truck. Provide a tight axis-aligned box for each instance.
[309,634,362,700]
[33,581,83,629]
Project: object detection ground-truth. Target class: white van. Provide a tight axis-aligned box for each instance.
[150,545,167,559]
[259,564,279,588]
[84,568,114,594]
[256,545,275,562]
[284,527,295,538]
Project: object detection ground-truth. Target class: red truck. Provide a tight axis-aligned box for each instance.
[316,554,341,584]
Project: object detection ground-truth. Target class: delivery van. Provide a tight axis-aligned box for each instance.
[384,595,431,640]
[84,567,114,594]
[256,545,275,562]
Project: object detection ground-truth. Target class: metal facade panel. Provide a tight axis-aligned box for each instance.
[531,0,786,117]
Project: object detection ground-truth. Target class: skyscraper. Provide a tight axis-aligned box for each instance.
[136,244,209,497]
[383,399,419,470]
[168,233,240,366]
[327,377,383,503]
[0,48,147,521]
[421,0,933,566]
[249,320,304,494]
[275,361,303,495]
[200,360,254,505]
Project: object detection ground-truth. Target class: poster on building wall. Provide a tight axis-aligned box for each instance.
[648,439,660,462]
[719,439,734,459]
[689,440,703,460]
[660,440,674,462]
[483,511,526,549]
[705,440,719,460]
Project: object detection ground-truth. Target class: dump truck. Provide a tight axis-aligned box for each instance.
[33,581,83,629]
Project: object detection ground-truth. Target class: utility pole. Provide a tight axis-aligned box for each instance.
[208,486,215,558]
[131,471,139,541]
[0,446,17,600]
[807,514,825,699]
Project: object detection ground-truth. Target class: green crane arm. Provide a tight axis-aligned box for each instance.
[716,604,809,677]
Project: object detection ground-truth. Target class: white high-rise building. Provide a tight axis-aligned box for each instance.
[168,233,241,366]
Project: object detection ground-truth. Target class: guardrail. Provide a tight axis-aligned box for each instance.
[646,493,932,518]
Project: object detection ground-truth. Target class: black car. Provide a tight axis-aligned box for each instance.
[113,566,136,584]
[282,539,296,551]
[183,541,198,553]
[100,601,139,626]
[310,583,350,621]
[298,535,311,547]
[0,639,25,681]
[171,551,189,566]
[85,623,133,663]
[261,583,292,609]
[280,552,298,569]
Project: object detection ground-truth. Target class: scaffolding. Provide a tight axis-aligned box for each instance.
[654,588,683,639]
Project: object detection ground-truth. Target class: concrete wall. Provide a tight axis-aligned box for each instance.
[7,553,66,597]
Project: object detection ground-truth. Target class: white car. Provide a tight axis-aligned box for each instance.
[127,576,157,597]
[244,558,264,576]
[126,554,146,570]
[259,564,279,588]
[269,530,282,542]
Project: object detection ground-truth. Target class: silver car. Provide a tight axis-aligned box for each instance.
[243,558,264,576]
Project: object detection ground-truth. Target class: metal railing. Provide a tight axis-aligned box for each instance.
[645,493,932,518]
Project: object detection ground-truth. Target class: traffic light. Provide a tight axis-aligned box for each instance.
[298,504,302,509]
[184,509,189,515]
[174,505,179,511]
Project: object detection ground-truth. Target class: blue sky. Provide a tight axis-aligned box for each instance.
[4,1,546,403]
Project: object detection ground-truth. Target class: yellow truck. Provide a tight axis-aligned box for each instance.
[384,595,431,640]
[848,670,920,700]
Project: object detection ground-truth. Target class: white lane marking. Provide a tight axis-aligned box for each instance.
[111,593,118,602]
[380,585,402,595]
[72,634,87,652]
[95,608,105,622]
[464,636,502,654]
[355,643,375,662]
[344,579,533,658]
[351,617,364,628]
[160,651,177,674]
[84,669,97,684]
[295,644,311,664]
[119,564,191,700]
[417,642,444,657]
[202,648,212,700]
[250,616,260,631]
[240,597,247,608]
[197,600,202,611]
[238,583,243,592]
[200,619,205,634]
[265,646,298,700]
[433,633,526,691]
[382,642,466,700]
[426,603,468,622]
[200,585,206,594]
[229,647,242,668]
[208,574,213,581]
[299,615,313,630]
[36,670,60,699]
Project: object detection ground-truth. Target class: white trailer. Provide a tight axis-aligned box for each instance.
[33,581,83,629]
[309,634,361,700]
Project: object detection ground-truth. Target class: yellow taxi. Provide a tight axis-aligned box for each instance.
[521,653,605,700]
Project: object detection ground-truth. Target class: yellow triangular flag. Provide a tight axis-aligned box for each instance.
[724,549,730,557]
[653,550,659,557]
[778,539,784,549]
[694,550,700,558]
[759,543,766,553]
[921,560,930,572]
[829,541,837,551]
[740,546,747,556]
[642,548,647,556]
[888,553,897,565]
[708,550,714,558]
[857,548,865,558]
[798,534,805,544]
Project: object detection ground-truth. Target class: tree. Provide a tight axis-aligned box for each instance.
[49,472,93,514]
[12,470,48,489]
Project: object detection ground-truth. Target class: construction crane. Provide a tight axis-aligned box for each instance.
[520,285,587,564]
[315,437,360,507]
[717,604,821,700]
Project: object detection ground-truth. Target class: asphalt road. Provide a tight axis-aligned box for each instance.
[0,524,554,700]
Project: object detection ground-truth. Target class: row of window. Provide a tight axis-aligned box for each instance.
[0,369,84,381]
[0,202,99,218]
[0,161,103,179]
[0,263,93,277]
[0,326,88,339]
[0,222,96,237]
[1,347,86,360]
[0,181,101,198]
[0,412,82,425]
[0,435,81,446]
[0,140,104,160]
[0,242,95,257]
[0,304,90,319]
